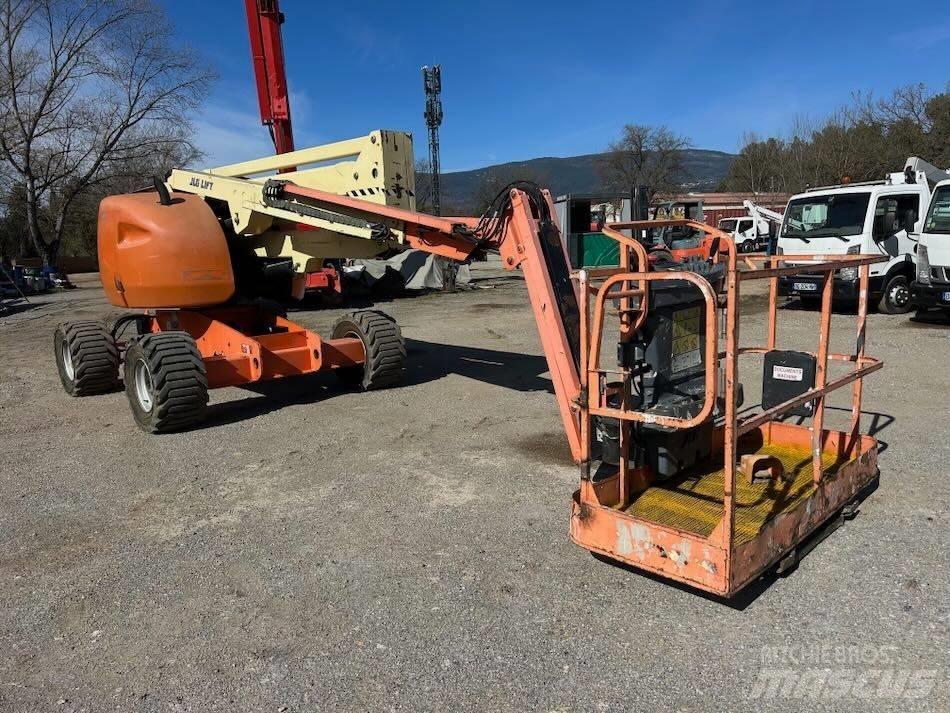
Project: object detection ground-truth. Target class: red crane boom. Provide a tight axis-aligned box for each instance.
[244,0,294,154]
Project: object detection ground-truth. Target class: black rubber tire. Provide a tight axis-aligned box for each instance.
[330,310,405,390]
[877,273,912,315]
[123,332,209,433]
[54,321,119,396]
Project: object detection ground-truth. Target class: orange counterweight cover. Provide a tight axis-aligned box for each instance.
[97,192,235,308]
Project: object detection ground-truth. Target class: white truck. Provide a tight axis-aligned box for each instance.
[717,215,770,253]
[777,158,947,314]
[911,178,950,314]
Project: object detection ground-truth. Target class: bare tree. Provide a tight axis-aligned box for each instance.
[926,91,950,167]
[597,124,691,198]
[851,84,932,132]
[720,83,950,194]
[0,0,212,266]
[413,157,434,214]
[0,181,29,258]
[722,132,787,194]
[786,114,817,189]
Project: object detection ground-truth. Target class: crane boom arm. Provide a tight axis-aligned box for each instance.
[903,156,950,190]
[743,199,784,225]
[244,0,294,154]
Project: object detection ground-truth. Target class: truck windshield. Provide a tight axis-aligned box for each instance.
[924,186,950,235]
[718,219,737,232]
[782,193,870,239]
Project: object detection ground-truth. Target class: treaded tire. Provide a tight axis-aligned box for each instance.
[54,321,119,396]
[331,310,405,390]
[123,332,208,433]
[877,273,912,315]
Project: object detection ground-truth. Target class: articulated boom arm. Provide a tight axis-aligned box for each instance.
[250,178,586,461]
[266,179,482,261]
[163,166,587,458]
[303,181,583,458]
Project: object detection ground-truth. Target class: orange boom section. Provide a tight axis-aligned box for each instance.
[97,192,235,309]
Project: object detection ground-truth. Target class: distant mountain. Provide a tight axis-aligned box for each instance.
[434,149,736,213]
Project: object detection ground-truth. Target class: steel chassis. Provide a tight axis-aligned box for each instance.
[569,219,885,596]
[133,307,364,389]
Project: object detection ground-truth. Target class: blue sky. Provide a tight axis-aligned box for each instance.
[166,0,950,172]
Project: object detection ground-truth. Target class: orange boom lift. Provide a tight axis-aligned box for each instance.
[53,158,884,596]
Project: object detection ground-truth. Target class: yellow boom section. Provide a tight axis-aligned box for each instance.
[165,130,417,273]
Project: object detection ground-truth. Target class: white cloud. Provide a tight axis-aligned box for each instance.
[289,88,313,126]
[191,103,275,168]
[191,89,327,167]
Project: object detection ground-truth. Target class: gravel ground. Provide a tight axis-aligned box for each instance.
[0,262,948,712]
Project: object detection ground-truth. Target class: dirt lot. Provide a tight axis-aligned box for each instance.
[1,263,948,712]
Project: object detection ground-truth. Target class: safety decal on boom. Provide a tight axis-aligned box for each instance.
[671,306,702,373]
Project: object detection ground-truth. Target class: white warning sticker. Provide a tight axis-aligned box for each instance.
[671,306,702,373]
[773,365,804,382]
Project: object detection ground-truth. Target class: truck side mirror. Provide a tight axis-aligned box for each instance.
[880,211,897,238]
[902,209,917,233]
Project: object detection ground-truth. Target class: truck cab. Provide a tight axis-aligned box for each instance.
[911,179,950,313]
[717,216,769,253]
[777,169,931,314]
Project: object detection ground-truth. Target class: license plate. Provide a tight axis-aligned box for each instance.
[793,282,818,292]
[942,291,950,303]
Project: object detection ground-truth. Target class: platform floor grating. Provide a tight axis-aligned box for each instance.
[624,441,852,545]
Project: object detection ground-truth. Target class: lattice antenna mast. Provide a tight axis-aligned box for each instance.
[422,65,443,216]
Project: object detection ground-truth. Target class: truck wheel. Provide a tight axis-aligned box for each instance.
[331,310,405,390]
[54,321,119,396]
[123,332,208,433]
[878,273,912,314]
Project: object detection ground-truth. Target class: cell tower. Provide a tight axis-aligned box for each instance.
[421,65,443,216]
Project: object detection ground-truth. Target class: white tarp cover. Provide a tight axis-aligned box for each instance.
[345,251,471,291]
